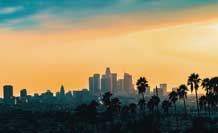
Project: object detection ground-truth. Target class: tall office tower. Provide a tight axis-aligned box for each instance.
[101,75,107,93]
[117,79,124,95]
[124,73,134,96]
[160,83,167,96]
[117,79,124,90]
[59,85,65,100]
[20,89,27,98]
[111,73,117,94]
[154,87,164,96]
[3,85,14,105]
[93,74,100,95]
[89,77,94,95]
[105,67,111,76]
[105,67,112,92]
[145,86,150,96]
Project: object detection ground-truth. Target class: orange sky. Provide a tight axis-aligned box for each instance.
[1,4,218,97]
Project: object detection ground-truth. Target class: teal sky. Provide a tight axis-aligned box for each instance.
[0,0,218,30]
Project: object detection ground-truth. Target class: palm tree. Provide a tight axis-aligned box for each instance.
[109,97,121,114]
[129,103,137,121]
[199,96,207,113]
[169,91,178,116]
[136,77,149,101]
[102,92,113,108]
[162,100,171,115]
[169,91,178,128]
[187,73,201,116]
[201,78,211,95]
[138,99,146,111]
[177,84,189,115]
[206,92,214,117]
[147,98,155,113]
[151,95,160,112]
[209,77,218,94]
[136,77,149,112]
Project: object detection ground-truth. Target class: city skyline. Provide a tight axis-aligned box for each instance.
[1,1,218,96]
[0,67,207,98]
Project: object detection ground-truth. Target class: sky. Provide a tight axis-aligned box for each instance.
[1,0,218,96]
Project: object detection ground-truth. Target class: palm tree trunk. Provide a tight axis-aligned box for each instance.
[208,104,211,118]
[183,99,187,116]
[174,103,178,129]
[142,93,145,113]
[195,89,200,116]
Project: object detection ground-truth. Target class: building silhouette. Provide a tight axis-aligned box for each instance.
[20,89,27,98]
[3,85,14,105]
[111,73,117,94]
[93,74,100,95]
[89,77,94,95]
[89,67,135,96]
[124,73,134,96]
[160,83,167,96]
[101,75,107,93]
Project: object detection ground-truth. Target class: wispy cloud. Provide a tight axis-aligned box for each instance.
[0,0,217,31]
[0,6,23,14]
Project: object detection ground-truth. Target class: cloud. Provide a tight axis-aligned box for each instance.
[0,6,23,14]
[0,0,217,31]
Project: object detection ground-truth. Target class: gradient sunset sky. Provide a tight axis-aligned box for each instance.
[1,0,218,96]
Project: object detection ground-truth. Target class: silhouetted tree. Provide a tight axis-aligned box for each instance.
[169,91,178,116]
[129,103,137,122]
[147,98,155,113]
[188,73,201,116]
[202,78,211,95]
[162,100,171,115]
[138,99,146,112]
[102,92,113,108]
[206,92,214,117]
[209,77,218,94]
[109,97,121,115]
[136,77,149,113]
[199,96,207,113]
[151,95,160,112]
[177,84,189,115]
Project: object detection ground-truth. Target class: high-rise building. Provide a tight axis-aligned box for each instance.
[105,67,111,76]
[124,73,134,96]
[101,68,112,93]
[3,85,14,105]
[117,79,124,95]
[60,85,65,96]
[145,86,150,96]
[93,74,100,95]
[111,73,117,94]
[57,85,66,101]
[160,83,167,96]
[89,77,94,95]
[101,75,112,93]
[117,79,124,90]
[20,89,27,98]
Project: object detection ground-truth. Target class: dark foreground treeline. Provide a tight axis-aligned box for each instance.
[1,73,218,133]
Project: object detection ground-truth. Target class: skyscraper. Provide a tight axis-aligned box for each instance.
[124,73,134,96]
[3,85,14,105]
[117,79,124,95]
[111,73,117,94]
[101,75,107,93]
[93,74,100,95]
[105,67,111,76]
[89,77,94,95]
[160,83,167,96]
[20,89,27,98]
[101,68,112,93]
